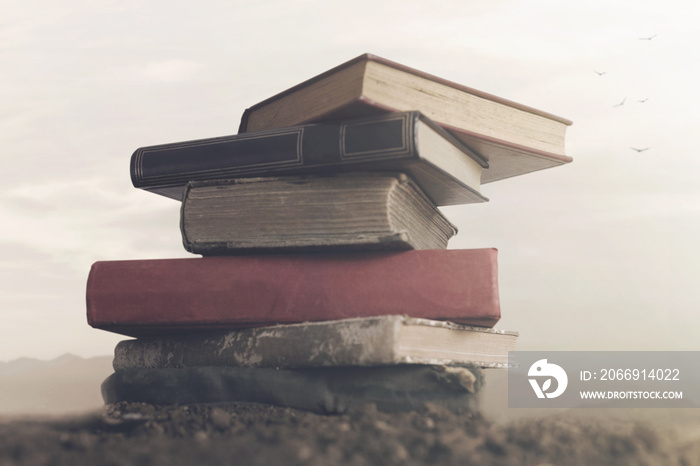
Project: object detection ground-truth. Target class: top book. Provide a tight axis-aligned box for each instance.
[239,53,573,183]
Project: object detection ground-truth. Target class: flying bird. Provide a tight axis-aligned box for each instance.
[594,70,607,76]
[613,97,626,107]
[630,147,650,152]
[639,34,657,40]
[637,98,649,103]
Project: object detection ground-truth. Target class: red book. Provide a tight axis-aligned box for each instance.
[86,249,500,337]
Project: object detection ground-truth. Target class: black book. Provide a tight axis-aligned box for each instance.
[130,111,488,206]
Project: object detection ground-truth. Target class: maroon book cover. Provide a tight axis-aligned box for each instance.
[86,249,500,337]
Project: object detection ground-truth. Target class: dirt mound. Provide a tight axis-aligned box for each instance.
[2,402,699,465]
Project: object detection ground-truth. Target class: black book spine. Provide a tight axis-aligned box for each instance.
[131,112,420,194]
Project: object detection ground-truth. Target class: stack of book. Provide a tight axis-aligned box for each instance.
[87,54,571,414]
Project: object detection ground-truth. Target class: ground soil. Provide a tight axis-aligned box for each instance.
[2,402,699,466]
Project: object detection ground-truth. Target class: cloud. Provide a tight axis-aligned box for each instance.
[112,60,205,83]
[1,177,185,269]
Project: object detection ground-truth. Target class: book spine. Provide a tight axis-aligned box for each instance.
[131,111,421,193]
[102,365,483,414]
[237,107,252,133]
[112,317,402,370]
[86,249,501,337]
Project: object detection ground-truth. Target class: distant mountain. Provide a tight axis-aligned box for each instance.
[0,353,85,376]
[0,354,113,417]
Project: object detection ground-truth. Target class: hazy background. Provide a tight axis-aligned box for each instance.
[2,0,699,361]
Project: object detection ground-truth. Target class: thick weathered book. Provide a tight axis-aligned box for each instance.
[181,173,457,255]
[86,249,501,337]
[238,53,572,184]
[131,111,488,206]
[112,315,517,370]
[102,365,484,414]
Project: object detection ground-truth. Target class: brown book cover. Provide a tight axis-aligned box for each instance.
[180,173,458,255]
[238,53,573,184]
[86,249,501,337]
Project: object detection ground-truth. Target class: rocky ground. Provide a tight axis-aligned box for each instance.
[2,402,700,466]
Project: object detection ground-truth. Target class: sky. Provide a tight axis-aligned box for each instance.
[1,0,699,361]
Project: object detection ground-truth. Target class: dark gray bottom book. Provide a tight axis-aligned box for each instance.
[102,365,484,414]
